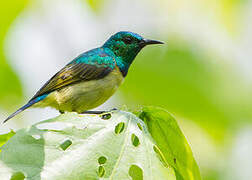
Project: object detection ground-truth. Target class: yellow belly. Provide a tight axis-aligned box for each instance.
[35,68,124,113]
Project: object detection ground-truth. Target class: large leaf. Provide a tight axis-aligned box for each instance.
[0,110,181,179]
[136,107,201,180]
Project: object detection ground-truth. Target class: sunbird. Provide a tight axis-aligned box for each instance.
[4,31,163,123]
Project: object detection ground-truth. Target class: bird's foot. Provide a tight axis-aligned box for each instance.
[81,108,119,120]
[81,110,106,114]
[81,108,118,115]
[110,108,118,111]
[59,110,65,114]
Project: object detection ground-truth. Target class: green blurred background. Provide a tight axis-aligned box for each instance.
[1,0,252,179]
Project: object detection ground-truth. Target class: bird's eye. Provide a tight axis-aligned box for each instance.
[123,37,133,44]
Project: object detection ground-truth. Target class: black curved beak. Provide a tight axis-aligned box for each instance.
[140,39,164,47]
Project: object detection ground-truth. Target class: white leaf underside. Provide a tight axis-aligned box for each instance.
[0,111,175,180]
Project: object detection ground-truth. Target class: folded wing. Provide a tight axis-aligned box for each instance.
[31,62,114,101]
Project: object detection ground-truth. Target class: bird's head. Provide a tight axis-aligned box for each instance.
[103,31,163,65]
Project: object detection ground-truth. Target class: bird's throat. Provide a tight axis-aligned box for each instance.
[115,58,131,77]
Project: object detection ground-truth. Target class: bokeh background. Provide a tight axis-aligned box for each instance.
[1,0,252,179]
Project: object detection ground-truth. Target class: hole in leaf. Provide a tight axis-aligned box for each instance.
[174,158,176,164]
[137,123,143,131]
[114,122,125,134]
[153,145,168,167]
[138,111,147,121]
[60,139,72,151]
[98,156,107,164]
[131,134,140,147]
[98,165,105,177]
[129,165,143,180]
[101,113,111,120]
[11,172,25,180]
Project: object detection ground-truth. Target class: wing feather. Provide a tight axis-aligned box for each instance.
[31,62,114,100]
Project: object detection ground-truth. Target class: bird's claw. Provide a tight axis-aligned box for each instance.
[99,108,119,120]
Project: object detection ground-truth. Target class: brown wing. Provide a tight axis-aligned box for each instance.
[31,63,113,100]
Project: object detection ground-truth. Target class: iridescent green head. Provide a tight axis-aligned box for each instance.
[103,31,163,66]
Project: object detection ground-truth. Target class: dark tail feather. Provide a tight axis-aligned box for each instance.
[3,94,48,124]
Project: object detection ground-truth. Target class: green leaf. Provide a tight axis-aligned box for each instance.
[137,106,201,180]
[0,111,178,179]
[0,131,15,153]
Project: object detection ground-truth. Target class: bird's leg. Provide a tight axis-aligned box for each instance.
[81,108,119,120]
[81,110,109,120]
[81,108,118,114]
[81,110,106,114]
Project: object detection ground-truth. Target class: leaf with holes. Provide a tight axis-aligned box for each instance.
[0,111,178,179]
[137,106,201,180]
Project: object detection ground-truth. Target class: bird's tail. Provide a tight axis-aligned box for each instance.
[3,94,48,123]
